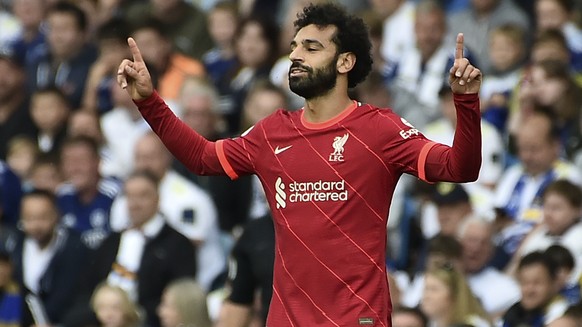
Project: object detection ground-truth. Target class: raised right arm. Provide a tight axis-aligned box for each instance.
[117,37,224,175]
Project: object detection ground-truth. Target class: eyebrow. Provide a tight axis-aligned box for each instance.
[290,39,325,48]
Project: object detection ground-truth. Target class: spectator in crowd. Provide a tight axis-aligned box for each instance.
[480,24,527,134]
[157,278,212,327]
[8,189,88,326]
[448,0,529,74]
[9,0,46,67]
[125,0,213,60]
[91,283,141,327]
[390,0,451,129]
[0,160,23,228]
[214,15,280,134]
[529,29,578,79]
[26,1,98,108]
[392,306,428,327]
[29,86,71,156]
[215,214,275,327]
[457,217,521,318]
[401,234,464,308]
[5,136,38,183]
[535,0,582,74]
[81,17,131,114]
[503,251,569,326]
[544,245,581,305]
[67,110,104,145]
[130,18,205,105]
[0,252,21,327]
[427,183,473,238]
[515,60,582,159]
[66,171,196,327]
[507,180,582,282]
[420,263,491,327]
[26,153,61,194]
[110,132,224,292]
[494,110,582,248]
[203,1,238,87]
[57,136,121,250]
[9,0,45,61]
[372,0,416,73]
[0,50,36,161]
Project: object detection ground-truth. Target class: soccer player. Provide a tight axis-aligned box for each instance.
[117,3,482,326]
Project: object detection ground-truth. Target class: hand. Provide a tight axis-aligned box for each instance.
[117,37,153,101]
[449,33,481,94]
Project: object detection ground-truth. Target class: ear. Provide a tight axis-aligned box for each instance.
[337,52,356,74]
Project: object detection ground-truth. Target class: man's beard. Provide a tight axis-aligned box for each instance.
[288,56,338,100]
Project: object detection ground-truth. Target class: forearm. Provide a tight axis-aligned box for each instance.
[134,92,220,175]
[425,93,482,182]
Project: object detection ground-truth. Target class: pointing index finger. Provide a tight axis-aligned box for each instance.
[128,37,144,63]
[455,33,464,60]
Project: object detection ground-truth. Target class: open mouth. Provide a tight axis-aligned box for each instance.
[289,68,308,77]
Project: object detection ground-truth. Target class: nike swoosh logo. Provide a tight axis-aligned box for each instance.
[274,145,293,155]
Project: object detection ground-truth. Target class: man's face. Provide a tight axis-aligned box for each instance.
[536,0,569,31]
[134,135,170,180]
[61,143,100,192]
[288,25,340,100]
[21,195,58,247]
[460,223,493,273]
[415,11,445,61]
[516,116,558,176]
[181,95,215,139]
[518,263,555,310]
[125,176,159,228]
[47,12,85,60]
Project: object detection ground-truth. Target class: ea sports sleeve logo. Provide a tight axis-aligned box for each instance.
[399,117,420,139]
[275,177,286,209]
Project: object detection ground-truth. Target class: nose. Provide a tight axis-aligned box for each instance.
[289,47,303,62]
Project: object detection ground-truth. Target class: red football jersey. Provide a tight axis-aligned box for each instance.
[136,92,482,327]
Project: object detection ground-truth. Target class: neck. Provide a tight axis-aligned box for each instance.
[302,87,353,124]
[78,183,99,204]
[35,231,56,250]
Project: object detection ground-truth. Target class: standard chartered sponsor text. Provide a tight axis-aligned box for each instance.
[288,179,348,202]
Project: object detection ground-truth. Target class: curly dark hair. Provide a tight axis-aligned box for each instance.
[293,3,373,88]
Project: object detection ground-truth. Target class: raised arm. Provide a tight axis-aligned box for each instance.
[424,33,483,182]
[117,38,223,176]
